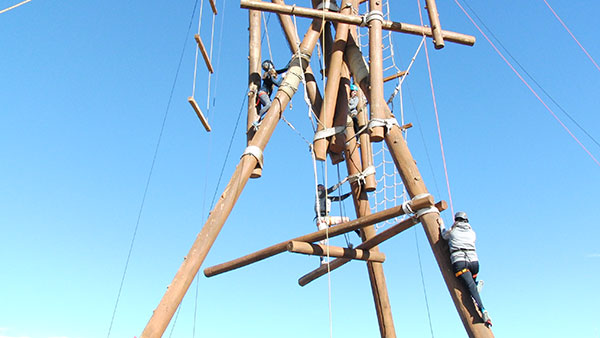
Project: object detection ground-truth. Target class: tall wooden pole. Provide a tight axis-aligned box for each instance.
[424,0,445,49]
[139,17,325,338]
[248,9,262,177]
[343,93,396,337]
[367,0,385,142]
[343,34,494,338]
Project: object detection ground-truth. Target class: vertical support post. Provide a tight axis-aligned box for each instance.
[248,10,262,178]
[343,99,397,338]
[139,17,325,338]
[355,84,377,191]
[424,0,445,49]
[314,2,352,161]
[367,0,385,142]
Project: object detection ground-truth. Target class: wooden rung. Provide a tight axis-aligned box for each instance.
[400,122,413,130]
[287,241,386,262]
[383,70,408,83]
[188,97,212,132]
[194,34,214,74]
[209,0,218,15]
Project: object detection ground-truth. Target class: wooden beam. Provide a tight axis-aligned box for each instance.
[287,241,386,263]
[194,34,214,74]
[425,0,445,49]
[367,0,385,142]
[247,10,262,178]
[240,0,476,46]
[383,70,408,83]
[188,97,212,132]
[203,194,434,277]
[298,201,447,286]
[209,0,218,14]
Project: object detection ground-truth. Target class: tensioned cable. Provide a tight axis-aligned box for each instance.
[454,0,600,167]
[262,12,274,61]
[205,10,217,111]
[414,227,435,338]
[105,0,201,336]
[461,0,600,151]
[167,302,183,338]
[417,0,455,216]
[542,0,600,73]
[0,0,31,14]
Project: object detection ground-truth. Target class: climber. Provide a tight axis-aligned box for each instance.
[254,60,288,128]
[440,211,492,327]
[348,84,360,134]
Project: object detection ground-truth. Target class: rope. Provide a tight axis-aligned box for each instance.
[262,12,274,61]
[0,0,31,14]
[454,0,600,168]
[542,0,600,73]
[414,228,435,338]
[460,0,600,151]
[167,303,183,338]
[191,0,205,97]
[205,10,217,111]
[417,0,455,216]
[105,0,200,336]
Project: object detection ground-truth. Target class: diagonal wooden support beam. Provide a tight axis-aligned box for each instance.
[240,0,476,46]
[298,201,447,286]
[287,241,386,263]
[203,194,434,277]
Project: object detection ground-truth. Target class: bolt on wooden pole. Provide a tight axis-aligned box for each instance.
[139,16,325,338]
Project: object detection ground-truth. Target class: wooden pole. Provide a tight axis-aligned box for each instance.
[247,10,262,177]
[298,201,446,286]
[342,35,494,338]
[203,194,432,278]
[329,66,351,156]
[367,0,385,142]
[139,17,325,338]
[314,3,352,161]
[424,0,445,49]
[240,0,476,46]
[271,0,323,115]
[287,241,386,262]
[355,85,377,191]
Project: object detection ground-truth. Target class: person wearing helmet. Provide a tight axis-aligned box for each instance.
[314,183,354,265]
[254,60,288,128]
[348,84,360,134]
[440,211,492,327]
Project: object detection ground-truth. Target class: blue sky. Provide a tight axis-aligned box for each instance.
[1,0,599,337]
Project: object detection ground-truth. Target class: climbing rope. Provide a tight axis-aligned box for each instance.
[105,0,201,336]
[262,12,274,61]
[454,0,600,167]
[0,0,31,14]
[191,0,205,98]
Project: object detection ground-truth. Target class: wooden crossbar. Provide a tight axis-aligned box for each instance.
[383,70,408,83]
[203,194,434,277]
[194,34,214,74]
[209,0,218,14]
[298,200,447,286]
[287,241,386,262]
[188,97,212,132]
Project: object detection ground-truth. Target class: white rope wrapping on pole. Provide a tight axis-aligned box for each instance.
[313,125,346,140]
[241,145,264,168]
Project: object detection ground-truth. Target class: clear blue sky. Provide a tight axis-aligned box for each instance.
[1,0,599,337]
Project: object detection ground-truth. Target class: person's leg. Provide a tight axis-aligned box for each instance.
[453,261,485,311]
[258,92,272,117]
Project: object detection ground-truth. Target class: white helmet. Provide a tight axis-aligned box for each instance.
[454,211,468,222]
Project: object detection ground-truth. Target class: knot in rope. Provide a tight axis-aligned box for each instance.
[368,117,399,133]
[348,165,375,185]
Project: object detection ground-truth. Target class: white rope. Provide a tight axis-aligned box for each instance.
[205,11,217,111]
[191,0,205,98]
[262,12,274,62]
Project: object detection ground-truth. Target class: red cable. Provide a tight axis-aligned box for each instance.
[454,0,600,167]
[542,0,600,73]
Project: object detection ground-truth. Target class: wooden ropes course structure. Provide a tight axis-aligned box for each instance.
[139,1,494,337]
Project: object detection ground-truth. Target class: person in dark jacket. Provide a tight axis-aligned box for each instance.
[254,60,288,128]
[440,211,492,327]
[314,183,352,265]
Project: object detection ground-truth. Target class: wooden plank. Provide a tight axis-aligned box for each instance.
[287,241,386,262]
[188,97,212,132]
[209,0,218,15]
[194,34,214,74]
[383,70,408,83]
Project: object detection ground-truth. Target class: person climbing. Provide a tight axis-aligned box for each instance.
[314,183,354,265]
[348,84,360,134]
[440,211,492,327]
[254,60,288,128]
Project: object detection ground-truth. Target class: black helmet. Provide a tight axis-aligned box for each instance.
[454,211,468,222]
[262,60,274,71]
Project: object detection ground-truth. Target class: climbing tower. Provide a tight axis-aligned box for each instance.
[138,1,494,337]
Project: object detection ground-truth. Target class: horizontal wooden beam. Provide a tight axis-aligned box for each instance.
[383,70,407,83]
[240,0,475,46]
[194,34,214,74]
[287,241,386,262]
[203,194,434,277]
[298,200,447,286]
[188,97,212,132]
[209,0,218,14]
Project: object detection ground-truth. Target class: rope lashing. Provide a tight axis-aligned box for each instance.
[347,165,375,185]
[241,145,264,168]
[314,126,347,141]
[368,117,399,133]
[361,10,384,27]
[316,0,340,12]
[401,193,440,218]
